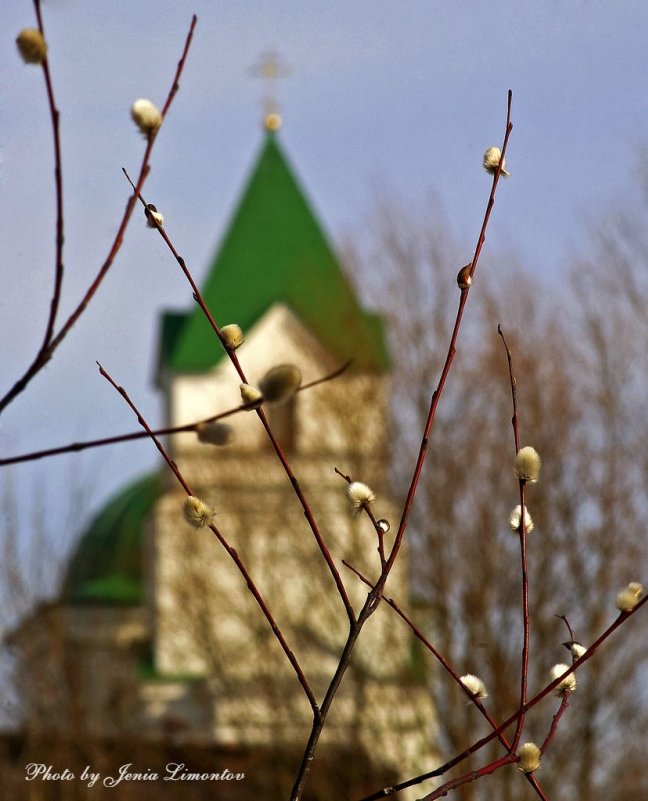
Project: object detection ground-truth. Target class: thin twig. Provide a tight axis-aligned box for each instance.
[98,363,319,716]
[122,169,356,625]
[557,614,576,645]
[0,361,350,467]
[0,16,198,416]
[33,0,64,350]
[417,755,516,801]
[497,325,519,451]
[382,91,513,584]
[498,325,531,750]
[334,468,386,568]
[512,487,530,751]
[540,694,570,754]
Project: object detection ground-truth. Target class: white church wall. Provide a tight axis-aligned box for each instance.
[167,303,390,457]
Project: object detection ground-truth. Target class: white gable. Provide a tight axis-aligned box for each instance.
[168,303,337,450]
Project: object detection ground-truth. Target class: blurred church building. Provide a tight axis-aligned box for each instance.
[6,107,435,799]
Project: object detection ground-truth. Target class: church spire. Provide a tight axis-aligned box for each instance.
[159,133,388,376]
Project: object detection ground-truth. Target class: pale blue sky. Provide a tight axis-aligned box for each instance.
[1,0,647,579]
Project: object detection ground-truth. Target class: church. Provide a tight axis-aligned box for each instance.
[6,109,435,799]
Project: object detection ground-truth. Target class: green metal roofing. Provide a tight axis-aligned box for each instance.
[63,472,161,606]
[160,131,389,374]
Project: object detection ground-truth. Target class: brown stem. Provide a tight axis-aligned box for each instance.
[498,325,530,749]
[0,16,197,416]
[33,0,64,350]
[98,363,319,715]
[290,591,381,800]
[497,325,520,451]
[122,170,356,625]
[556,614,576,645]
[512,479,530,751]
[540,694,570,754]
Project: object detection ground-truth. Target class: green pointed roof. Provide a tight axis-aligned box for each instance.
[159,131,389,374]
[63,472,161,606]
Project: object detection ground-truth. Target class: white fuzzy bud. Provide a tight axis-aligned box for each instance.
[508,504,534,534]
[220,324,245,351]
[196,421,234,446]
[483,146,510,176]
[259,364,302,404]
[616,582,644,612]
[514,446,541,483]
[517,742,541,773]
[183,496,213,528]
[551,663,577,694]
[459,674,488,699]
[16,28,47,64]
[239,383,263,408]
[145,204,164,228]
[347,481,376,514]
[131,98,162,136]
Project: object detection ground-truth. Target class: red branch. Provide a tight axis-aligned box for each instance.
[98,363,319,716]
[33,0,64,350]
[0,362,349,467]
[121,170,356,625]
[541,694,571,754]
[381,90,513,586]
[419,755,516,801]
[0,15,198,416]
[498,326,531,749]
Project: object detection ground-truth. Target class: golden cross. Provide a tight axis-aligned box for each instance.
[250,51,292,130]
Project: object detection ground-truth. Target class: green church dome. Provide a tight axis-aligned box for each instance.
[63,472,161,606]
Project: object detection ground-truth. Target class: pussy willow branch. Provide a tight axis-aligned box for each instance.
[360,593,648,800]
[0,15,197,416]
[122,169,355,625]
[33,0,64,351]
[343,561,549,801]
[0,362,349,467]
[498,325,531,750]
[380,90,513,586]
[334,468,386,568]
[98,363,319,716]
[291,92,514,801]
[417,696,571,801]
